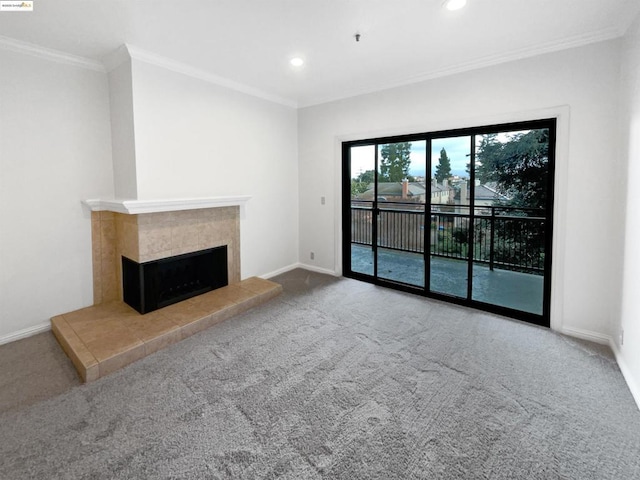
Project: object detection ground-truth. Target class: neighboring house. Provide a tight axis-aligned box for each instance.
[430,179,454,206]
[358,180,427,204]
[456,181,510,208]
[448,181,511,227]
[358,179,453,206]
[470,183,510,208]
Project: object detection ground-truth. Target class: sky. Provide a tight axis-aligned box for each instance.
[349,136,471,179]
[349,131,531,180]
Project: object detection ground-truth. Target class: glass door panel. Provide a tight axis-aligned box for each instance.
[376,140,426,286]
[470,130,550,315]
[429,137,471,298]
[349,145,375,276]
[343,119,555,327]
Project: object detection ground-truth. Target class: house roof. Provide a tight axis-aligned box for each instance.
[472,184,510,201]
[360,182,427,199]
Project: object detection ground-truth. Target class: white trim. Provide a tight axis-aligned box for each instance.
[0,322,51,346]
[101,44,130,72]
[610,341,640,411]
[260,262,340,279]
[334,105,570,333]
[561,327,640,411]
[0,35,104,72]
[82,196,251,215]
[548,107,571,333]
[125,44,297,108]
[259,263,301,279]
[334,139,344,277]
[297,263,339,276]
[560,326,612,346]
[0,25,625,110]
[260,262,339,280]
[299,27,624,108]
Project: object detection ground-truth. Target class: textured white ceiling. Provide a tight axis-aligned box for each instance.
[1,0,638,107]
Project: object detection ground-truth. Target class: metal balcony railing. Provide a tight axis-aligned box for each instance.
[351,201,546,274]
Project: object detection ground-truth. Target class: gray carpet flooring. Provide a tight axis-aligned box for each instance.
[1,269,639,479]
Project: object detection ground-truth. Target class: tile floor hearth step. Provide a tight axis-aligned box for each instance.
[51,277,282,382]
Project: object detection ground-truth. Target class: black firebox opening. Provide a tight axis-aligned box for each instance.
[122,246,228,314]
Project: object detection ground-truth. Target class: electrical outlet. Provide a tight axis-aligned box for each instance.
[321,196,326,205]
[310,252,315,260]
[620,328,624,346]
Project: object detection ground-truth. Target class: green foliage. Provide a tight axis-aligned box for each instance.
[379,142,412,182]
[435,148,452,182]
[350,179,369,197]
[475,129,549,209]
[451,226,468,244]
[356,169,376,184]
[350,169,375,198]
[494,219,545,270]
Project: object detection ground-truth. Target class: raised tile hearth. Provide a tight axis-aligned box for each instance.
[52,277,281,382]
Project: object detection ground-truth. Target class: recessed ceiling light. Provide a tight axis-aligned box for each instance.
[443,0,467,11]
[290,57,304,67]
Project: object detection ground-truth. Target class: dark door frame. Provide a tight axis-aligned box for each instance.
[342,118,556,328]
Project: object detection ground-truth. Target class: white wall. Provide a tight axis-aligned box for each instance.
[298,40,625,340]
[108,59,138,199]
[0,49,114,342]
[618,14,640,406]
[130,60,299,278]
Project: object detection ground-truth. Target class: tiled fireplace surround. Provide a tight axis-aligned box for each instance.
[52,203,282,382]
[92,206,241,304]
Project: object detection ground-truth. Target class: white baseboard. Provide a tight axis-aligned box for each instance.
[259,263,302,279]
[296,263,339,276]
[1,265,337,346]
[0,321,51,346]
[561,326,639,411]
[609,340,640,411]
[260,263,339,279]
[560,326,612,346]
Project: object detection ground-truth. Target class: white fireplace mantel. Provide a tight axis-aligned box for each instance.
[82,196,251,215]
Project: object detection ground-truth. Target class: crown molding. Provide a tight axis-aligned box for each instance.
[1,19,629,111]
[82,195,252,215]
[621,6,640,37]
[124,44,298,108]
[101,44,131,72]
[0,35,104,72]
[299,26,626,108]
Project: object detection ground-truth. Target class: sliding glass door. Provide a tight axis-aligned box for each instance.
[429,136,471,299]
[343,119,555,327]
[376,140,426,286]
[349,144,376,277]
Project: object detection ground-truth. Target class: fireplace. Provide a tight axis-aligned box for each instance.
[55,196,283,383]
[122,246,228,314]
[87,201,245,307]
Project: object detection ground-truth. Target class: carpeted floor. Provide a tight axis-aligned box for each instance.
[1,269,639,479]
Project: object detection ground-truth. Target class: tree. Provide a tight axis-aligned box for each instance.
[434,148,452,182]
[379,142,413,182]
[474,129,550,270]
[475,129,549,209]
[356,169,375,184]
[350,169,375,197]
[350,180,368,197]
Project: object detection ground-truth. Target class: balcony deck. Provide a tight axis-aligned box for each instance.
[351,244,543,315]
